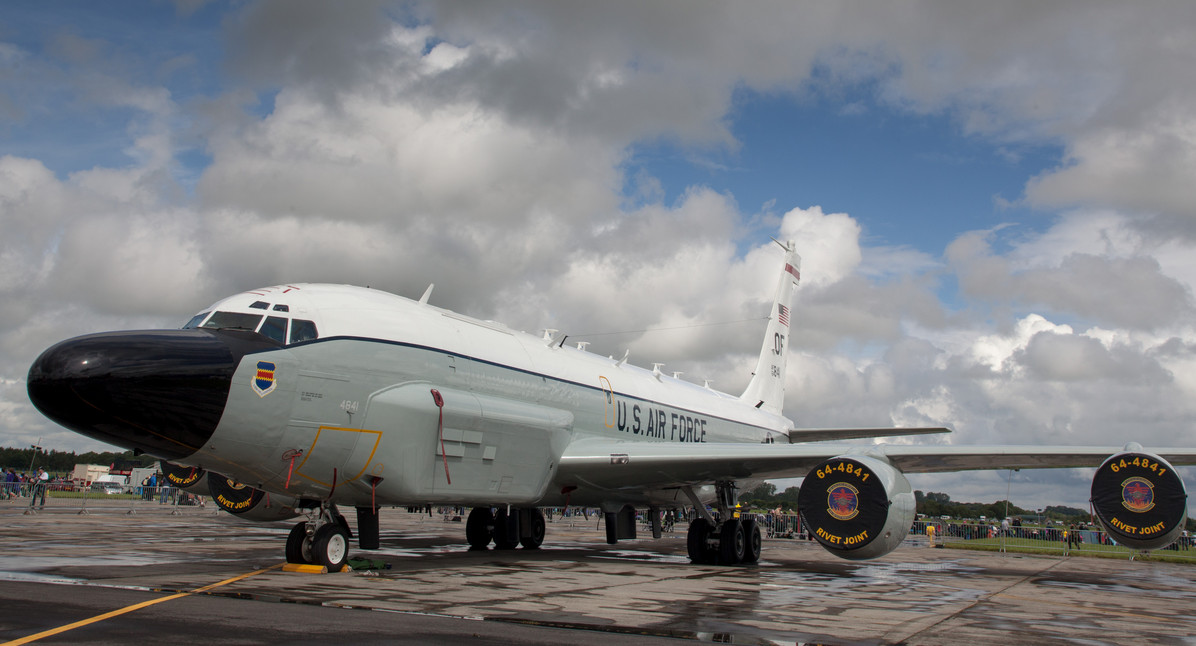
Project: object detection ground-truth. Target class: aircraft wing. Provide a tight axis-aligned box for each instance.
[787,426,950,442]
[557,439,1196,492]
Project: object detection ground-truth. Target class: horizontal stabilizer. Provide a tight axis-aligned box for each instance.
[787,427,951,443]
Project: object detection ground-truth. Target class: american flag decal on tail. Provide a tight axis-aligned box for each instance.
[778,304,790,327]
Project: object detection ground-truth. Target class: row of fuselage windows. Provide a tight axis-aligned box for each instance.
[184,309,319,345]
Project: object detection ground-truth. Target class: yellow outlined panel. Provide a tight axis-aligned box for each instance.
[600,376,615,428]
[294,426,383,487]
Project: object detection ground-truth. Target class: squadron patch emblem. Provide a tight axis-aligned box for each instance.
[827,482,860,521]
[1121,476,1155,512]
[252,361,277,397]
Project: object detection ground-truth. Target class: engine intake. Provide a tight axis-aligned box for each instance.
[159,460,208,494]
[1090,448,1187,550]
[798,455,915,560]
[208,476,299,522]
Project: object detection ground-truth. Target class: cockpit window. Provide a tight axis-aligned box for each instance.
[273,304,290,312]
[249,301,270,310]
[259,316,288,344]
[290,319,318,344]
[182,312,210,329]
[201,311,263,331]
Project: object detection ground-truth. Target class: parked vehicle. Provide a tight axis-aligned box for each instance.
[90,481,124,495]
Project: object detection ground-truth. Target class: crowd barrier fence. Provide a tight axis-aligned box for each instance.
[911,519,1196,561]
[1,483,211,516]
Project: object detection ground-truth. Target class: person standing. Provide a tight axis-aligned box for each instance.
[3,468,17,499]
[33,467,49,509]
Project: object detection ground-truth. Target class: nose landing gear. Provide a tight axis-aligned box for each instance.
[286,504,353,571]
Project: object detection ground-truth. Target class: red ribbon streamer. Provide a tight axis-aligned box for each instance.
[431,389,451,485]
[285,455,296,489]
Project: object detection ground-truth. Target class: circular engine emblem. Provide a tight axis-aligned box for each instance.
[827,483,860,521]
[159,460,203,487]
[1121,476,1155,512]
[226,478,247,490]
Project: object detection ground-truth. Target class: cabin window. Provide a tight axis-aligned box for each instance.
[259,316,288,344]
[201,311,263,331]
[289,319,318,344]
[182,312,210,329]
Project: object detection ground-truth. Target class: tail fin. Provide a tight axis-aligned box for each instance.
[740,240,801,415]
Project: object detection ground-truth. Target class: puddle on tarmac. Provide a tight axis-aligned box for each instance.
[757,559,990,608]
[1035,575,1196,600]
[0,555,187,572]
[0,570,84,584]
[589,549,693,565]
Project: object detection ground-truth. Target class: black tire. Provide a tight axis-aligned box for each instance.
[719,518,746,565]
[285,521,312,564]
[493,508,519,550]
[466,507,494,549]
[520,508,546,549]
[742,518,762,564]
[687,518,715,564]
[335,512,353,539]
[312,523,350,571]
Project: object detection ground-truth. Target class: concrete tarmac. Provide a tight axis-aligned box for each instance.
[2,500,1195,645]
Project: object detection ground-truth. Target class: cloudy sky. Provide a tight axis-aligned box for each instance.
[4,1,1196,512]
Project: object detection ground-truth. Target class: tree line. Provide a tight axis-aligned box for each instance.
[0,445,157,476]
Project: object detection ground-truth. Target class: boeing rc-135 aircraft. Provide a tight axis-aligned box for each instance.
[27,242,1196,570]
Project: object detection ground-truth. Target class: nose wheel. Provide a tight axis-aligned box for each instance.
[285,504,351,571]
[312,523,349,570]
[286,521,314,564]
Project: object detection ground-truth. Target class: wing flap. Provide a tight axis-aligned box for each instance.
[787,427,950,443]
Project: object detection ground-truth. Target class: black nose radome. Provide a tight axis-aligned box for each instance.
[27,329,278,460]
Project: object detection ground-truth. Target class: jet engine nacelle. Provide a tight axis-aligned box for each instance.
[1090,447,1188,551]
[798,455,916,560]
[159,460,209,495]
[208,475,300,522]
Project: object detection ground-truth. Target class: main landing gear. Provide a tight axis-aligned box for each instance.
[685,481,762,566]
[465,506,546,550]
[285,502,377,571]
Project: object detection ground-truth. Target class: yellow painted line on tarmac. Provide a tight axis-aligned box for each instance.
[3,563,284,646]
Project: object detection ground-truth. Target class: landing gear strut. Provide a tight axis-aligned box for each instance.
[684,481,761,566]
[465,506,545,550]
[285,503,353,571]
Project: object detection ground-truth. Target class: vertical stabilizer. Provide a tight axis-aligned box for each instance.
[740,241,801,415]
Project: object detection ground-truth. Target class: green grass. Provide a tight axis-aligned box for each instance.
[942,537,1196,563]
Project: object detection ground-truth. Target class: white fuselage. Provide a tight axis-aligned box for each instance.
[184,284,791,508]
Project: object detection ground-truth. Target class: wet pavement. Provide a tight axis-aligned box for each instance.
[2,500,1195,645]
